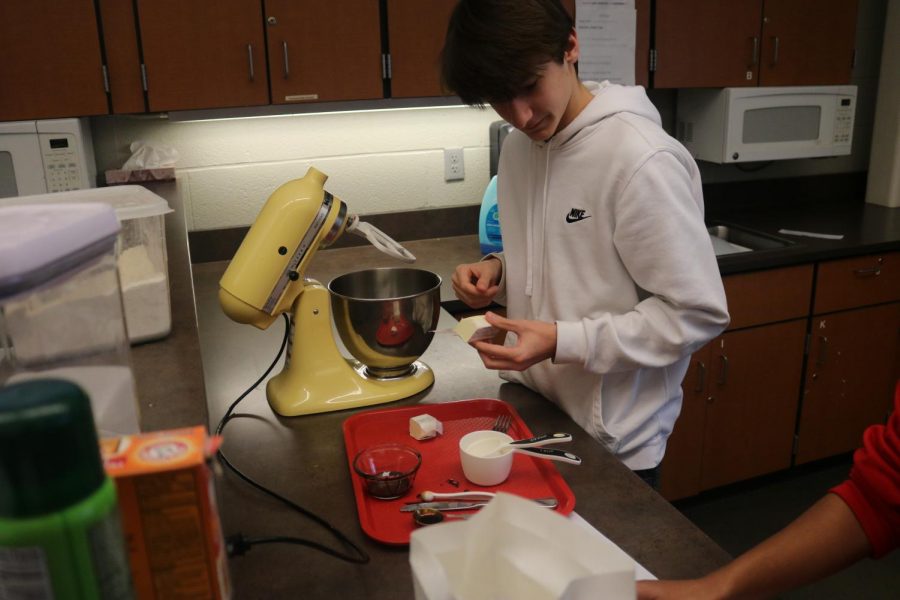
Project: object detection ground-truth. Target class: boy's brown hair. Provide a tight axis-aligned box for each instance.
[440,0,574,107]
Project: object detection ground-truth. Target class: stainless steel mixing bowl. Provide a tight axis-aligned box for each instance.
[328,268,442,378]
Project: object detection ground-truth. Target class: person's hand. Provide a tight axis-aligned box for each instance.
[635,578,724,600]
[452,258,502,309]
[471,311,556,371]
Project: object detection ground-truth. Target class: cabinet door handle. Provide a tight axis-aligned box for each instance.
[816,336,829,367]
[771,36,780,66]
[247,44,255,81]
[717,354,729,386]
[282,41,290,78]
[751,36,760,66]
[695,361,707,393]
[853,266,882,277]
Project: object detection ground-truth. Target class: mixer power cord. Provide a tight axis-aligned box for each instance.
[215,313,370,564]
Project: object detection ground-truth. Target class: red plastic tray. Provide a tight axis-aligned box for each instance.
[342,398,576,545]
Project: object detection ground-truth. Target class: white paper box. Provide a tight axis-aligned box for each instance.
[410,493,635,600]
[453,315,498,344]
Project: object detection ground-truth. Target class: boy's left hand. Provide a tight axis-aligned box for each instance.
[471,311,556,371]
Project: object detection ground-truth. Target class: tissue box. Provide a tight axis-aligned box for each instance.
[105,168,176,184]
[100,427,231,600]
[410,493,635,600]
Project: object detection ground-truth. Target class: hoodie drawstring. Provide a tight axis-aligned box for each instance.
[524,147,536,296]
[525,143,552,304]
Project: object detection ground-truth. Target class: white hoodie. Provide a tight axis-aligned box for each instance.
[492,81,730,470]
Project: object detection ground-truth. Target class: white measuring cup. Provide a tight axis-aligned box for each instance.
[459,430,581,486]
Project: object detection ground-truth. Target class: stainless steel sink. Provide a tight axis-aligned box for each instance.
[708,224,793,257]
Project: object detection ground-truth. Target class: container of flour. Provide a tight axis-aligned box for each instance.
[0,186,173,344]
[108,187,173,343]
[0,203,141,436]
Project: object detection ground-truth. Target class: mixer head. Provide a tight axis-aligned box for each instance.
[218,167,347,329]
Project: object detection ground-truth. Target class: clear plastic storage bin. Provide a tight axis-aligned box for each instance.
[0,186,173,344]
[0,203,141,435]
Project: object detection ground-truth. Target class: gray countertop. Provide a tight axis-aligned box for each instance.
[709,198,900,275]
[191,248,731,597]
[137,194,900,598]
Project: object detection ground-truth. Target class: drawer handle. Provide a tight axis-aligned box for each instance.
[853,266,881,277]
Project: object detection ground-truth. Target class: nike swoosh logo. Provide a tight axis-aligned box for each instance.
[565,214,591,223]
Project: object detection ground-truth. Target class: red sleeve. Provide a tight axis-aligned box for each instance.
[829,382,900,558]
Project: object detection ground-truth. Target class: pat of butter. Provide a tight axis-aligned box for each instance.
[409,414,443,440]
[453,315,498,344]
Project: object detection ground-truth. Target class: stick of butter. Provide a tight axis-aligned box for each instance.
[409,414,443,440]
[453,315,498,344]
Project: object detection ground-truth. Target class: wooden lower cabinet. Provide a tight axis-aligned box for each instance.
[661,320,807,500]
[701,321,806,489]
[796,302,900,464]
[661,256,898,501]
[659,351,708,500]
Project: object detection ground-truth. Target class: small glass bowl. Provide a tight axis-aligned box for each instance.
[353,443,422,499]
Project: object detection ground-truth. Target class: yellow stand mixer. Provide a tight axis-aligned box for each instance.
[218,167,441,417]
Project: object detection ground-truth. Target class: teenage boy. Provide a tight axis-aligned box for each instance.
[441,0,729,486]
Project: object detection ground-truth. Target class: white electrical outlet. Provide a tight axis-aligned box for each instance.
[444,148,465,181]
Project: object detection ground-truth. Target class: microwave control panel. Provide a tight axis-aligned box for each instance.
[832,97,855,145]
[39,134,85,192]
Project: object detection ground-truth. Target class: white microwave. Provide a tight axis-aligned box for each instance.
[676,86,857,163]
[0,118,96,198]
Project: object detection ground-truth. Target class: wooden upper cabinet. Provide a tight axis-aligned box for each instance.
[759,0,858,86]
[634,0,651,88]
[654,0,763,88]
[387,0,458,98]
[98,0,146,114]
[0,0,108,121]
[136,0,269,112]
[654,0,858,88]
[265,0,382,104]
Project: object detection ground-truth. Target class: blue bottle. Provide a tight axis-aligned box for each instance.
[478,175,503,254]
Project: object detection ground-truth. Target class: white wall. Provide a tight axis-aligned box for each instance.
[865,0,900,207]
[92,106,500,231]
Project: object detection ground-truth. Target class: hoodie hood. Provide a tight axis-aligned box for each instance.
[522,82,662,300]
[550,81,662,148]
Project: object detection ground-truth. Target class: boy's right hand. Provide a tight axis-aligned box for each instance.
[451,258,501,308]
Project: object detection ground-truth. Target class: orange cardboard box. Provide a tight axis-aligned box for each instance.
[100,427,231,600]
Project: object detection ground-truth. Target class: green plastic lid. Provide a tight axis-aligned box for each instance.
[0,379,107,518]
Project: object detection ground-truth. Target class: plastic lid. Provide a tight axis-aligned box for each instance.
[0,185,172,220]
[0,379,107,518]
[0,203,120,298]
